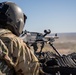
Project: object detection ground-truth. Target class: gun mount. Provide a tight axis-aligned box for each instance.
[20,29,76,75]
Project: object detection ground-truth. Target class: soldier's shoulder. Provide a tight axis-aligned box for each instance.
[7,33,23,42]
[2,32,22,43]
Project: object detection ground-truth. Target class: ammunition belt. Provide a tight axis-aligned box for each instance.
[56,55,76,68]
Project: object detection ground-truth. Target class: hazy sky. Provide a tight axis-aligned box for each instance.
[0,0,76,33]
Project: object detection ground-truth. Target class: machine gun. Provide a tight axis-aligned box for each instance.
[21,29,76,75]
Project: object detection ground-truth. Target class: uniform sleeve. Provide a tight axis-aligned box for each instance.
[0,39,14,67]
[0,39,8,58]
[11,38,32,65]
[11,38,22,66]
[8,37,40,75]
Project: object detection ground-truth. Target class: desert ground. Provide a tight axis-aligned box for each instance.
[41,33,76,55]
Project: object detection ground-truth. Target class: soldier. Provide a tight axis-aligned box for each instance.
[0,1,45,75]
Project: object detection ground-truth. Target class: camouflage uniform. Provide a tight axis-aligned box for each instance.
[0,28,40,75]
